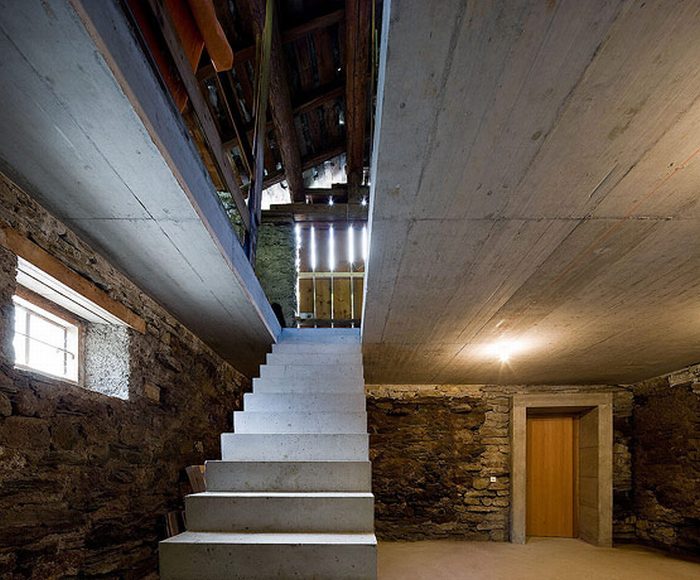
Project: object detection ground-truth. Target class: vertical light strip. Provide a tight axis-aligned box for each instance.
[362,224,369,264]
[328,225,335,272]
[294,224,301,325]
[348,225,355,265]
[310,225,317,272]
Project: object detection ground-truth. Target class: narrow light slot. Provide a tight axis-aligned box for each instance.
[310,226,317,272]
[328,225,336,272]
[362,224,369,263]
[348,225,355,265]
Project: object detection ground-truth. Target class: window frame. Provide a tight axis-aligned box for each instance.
[12,285,84,385]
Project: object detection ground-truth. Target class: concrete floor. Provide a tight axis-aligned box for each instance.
[378,538,700,579]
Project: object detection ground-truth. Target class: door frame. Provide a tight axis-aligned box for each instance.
[510,393,613,547]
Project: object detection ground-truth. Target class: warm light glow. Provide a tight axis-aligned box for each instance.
[310,226,317,272]
[328,225,335,272]
[482,338,529,364]
[348,226,355,264]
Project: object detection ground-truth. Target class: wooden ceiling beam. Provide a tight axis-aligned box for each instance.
[344,0,371,203]
[146,0,250,230]
[262,202,368,223]
[261,143,346,190]
[244,0,305,203]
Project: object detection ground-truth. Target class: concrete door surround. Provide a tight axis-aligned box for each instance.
[511,393,613,547]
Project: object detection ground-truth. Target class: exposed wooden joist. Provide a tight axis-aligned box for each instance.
[262,143,346,190]
[345,0,371,202]
[262,202,368,223]
[146,0,250,230]
[244,0,274,263]
[244,0,305,203]
[220,82,345,150]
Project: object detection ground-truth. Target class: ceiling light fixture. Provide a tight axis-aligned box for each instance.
[483,338,528,364]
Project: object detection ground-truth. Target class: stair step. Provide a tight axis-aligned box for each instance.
[243,392,366,412]
[260,364,364,381]
[160,532,377,580]
[205,460,372,492]
[253,377,364,393]
[185,491,374,533]
[233,411,367,434]
[278,328,361,344]
[272,342,361,355]
[266,352,362,366]
[221,433,369,461]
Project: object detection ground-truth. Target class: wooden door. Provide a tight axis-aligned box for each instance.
[526,415,578,537]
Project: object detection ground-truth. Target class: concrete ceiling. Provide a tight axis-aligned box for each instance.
[0,0,279,376]
[363,0,700,385]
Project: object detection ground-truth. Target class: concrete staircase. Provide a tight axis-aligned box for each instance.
[160,328,377,579]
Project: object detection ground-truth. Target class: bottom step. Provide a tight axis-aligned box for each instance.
[160,531,377,579]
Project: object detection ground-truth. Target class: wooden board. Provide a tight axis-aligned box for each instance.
[353,277,364,317]
[333,277,352,320]
[315,277,332,320]
[526,415,577,538]
[298,278,314,316]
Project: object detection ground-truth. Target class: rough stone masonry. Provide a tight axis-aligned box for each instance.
[0,173,249,578]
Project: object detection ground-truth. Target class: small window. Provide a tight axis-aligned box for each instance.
[12,294,80,383]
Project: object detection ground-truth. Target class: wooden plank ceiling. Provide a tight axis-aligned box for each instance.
[364,0,700,385]
[192,0,376,207]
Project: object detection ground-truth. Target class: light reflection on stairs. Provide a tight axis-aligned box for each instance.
[159,328,377,579]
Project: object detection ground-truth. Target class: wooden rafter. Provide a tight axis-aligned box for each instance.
[262,143,346,190]
[145,0,250,230]
[244,0,305,203]
[344,0,371,202]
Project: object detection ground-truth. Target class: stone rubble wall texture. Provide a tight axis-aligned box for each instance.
[632,364,700,556]
[366,384,635,542]
[255,222,296,326]
[0,174,249,579]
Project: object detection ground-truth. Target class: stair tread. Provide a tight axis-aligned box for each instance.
[189,491,374,498]
[162,531,377,545]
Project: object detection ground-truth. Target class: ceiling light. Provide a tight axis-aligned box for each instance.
[482,338,528,364]
[328,196,334,206]
[360,197,367,207]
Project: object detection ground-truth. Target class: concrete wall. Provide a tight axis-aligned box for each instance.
[366,384,635,542]
[632,364,700,556]
[0,174,248,578]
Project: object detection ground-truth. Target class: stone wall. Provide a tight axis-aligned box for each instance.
[632,364,700,555]
[0,174,249,578]
[367,384,635,542]
[255,222,296,326]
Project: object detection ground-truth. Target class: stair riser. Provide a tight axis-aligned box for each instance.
[272,342,361,355]
[160,542,376,580]
[243,392,367,412]
[260,365,364,381]
[186,495,374,533]
[233,412,367,434]
[253,377,365,394]
[278,328,361,344]
[221,434,369,461]
[266,353,362,366]
[205,461,372,492]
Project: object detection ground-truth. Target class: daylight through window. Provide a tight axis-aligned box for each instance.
[12,294,80,382]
